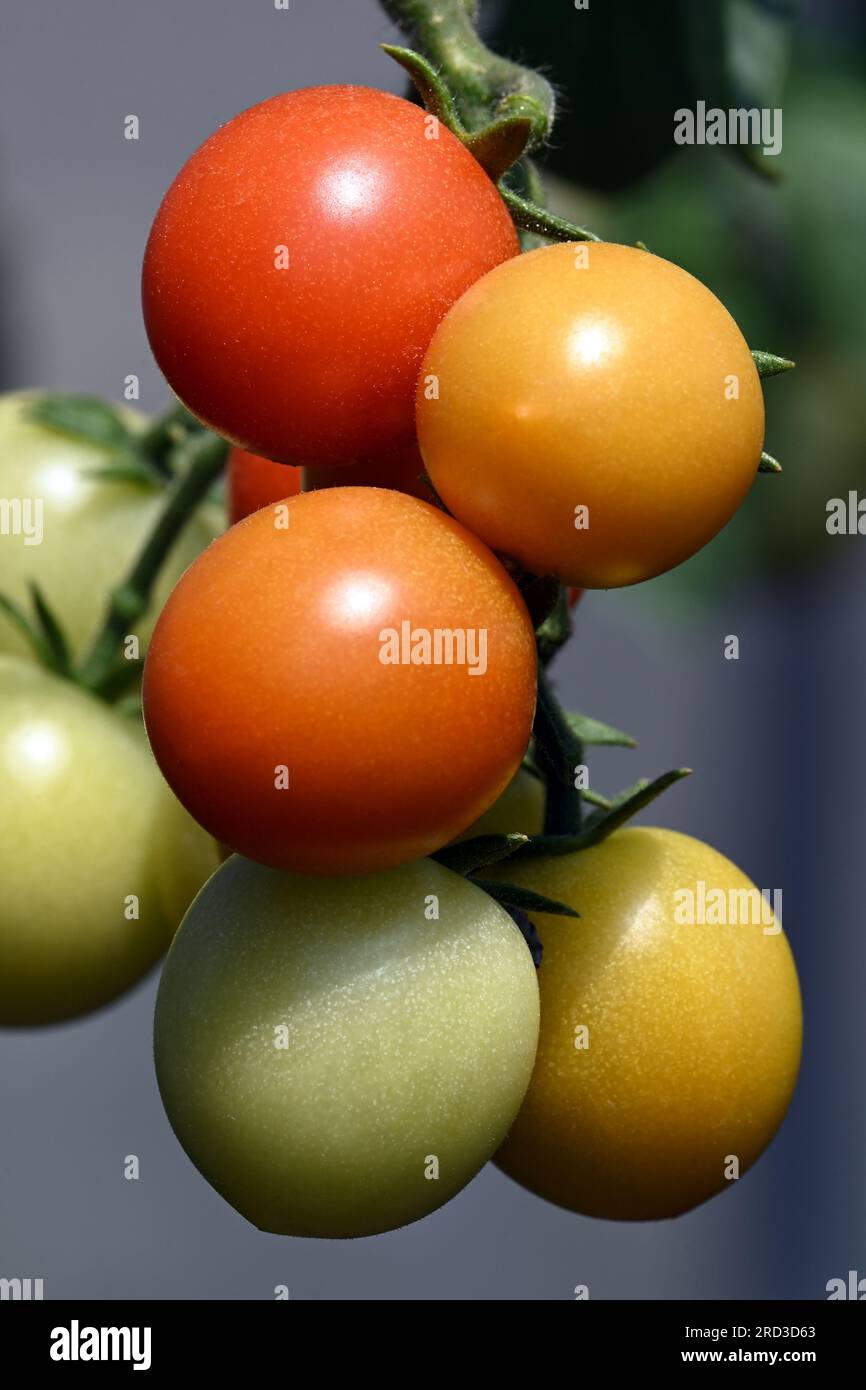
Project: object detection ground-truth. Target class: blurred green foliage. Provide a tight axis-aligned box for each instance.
[489,1,866,608]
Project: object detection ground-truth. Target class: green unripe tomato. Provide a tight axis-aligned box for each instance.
[0,657,219,1024]
[455,767,545,842]
[154,855,540,1238]
[0,392,217,662]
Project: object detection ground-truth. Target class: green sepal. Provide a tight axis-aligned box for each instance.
[516,768,692,858]
[499,187,600,243]
[381,44,465,133]
[565,712,637,748]
[758,451,783,473]
[472,879,580,919]
[752,350,795,378]
[432,832,529,876]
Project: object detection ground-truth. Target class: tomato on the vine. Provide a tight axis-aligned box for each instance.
[143,86,519,465]
[154,854,539,1237]
[417,242,765,588]
[226,448,301,526]
[0,657,218,1024]
[491,827,802,1219]
[227,444,430,524]
[143,487,537,875]
[0,392,216,662]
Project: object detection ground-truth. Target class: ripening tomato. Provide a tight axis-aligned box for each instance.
[154,855,539,1237]
[226,444,429,524]
[143,488,537,875]
[142,87,519,465]
[0,392,216,662]
[491,828,802,1219]
[0,657,218,1024]
[226,448,301,525]
[417,243,765,588]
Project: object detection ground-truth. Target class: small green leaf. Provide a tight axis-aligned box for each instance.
[28,394,136,454]
[473,879,580,920]
[432,833,529,876]
[752,349,795,378]
[582,788,612,810]
[758,451,783,473]
[516,768,692,858]
[464,116,534,181]
[565,712,637,748]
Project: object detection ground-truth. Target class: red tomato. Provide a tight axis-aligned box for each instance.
[227,448,301,525]
[227,444,431,524]
[142,488,537,875]
[568,587,583,609]
[303,445,431,503]
[142,87,519,465]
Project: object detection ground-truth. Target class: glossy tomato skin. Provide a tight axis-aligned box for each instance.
[227,448,300,525]
[492,827,802,1219]
[143,487,537,875]
[143,87,519,465]
[154,855,540,1237]
[417,243,765,588]
[0,657,219,1025]
[226,443,429,524]
[0,392,216,662]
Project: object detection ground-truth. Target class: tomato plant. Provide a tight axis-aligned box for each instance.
[154,854,539,1237]
[142,86,519,465]
[0,393,216,662]
[491,827,802,1219]
[143,487,537,875]
[0,657,219,1025]
[417,242,765,588]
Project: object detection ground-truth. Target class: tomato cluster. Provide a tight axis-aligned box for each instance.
[0,74,800,1247]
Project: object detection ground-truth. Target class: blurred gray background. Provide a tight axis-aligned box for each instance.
[0,0,863,1299]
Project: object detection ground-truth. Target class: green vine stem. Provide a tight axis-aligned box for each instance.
[533,665,586,837]
[381,0,555,152]
[76,430,228,696]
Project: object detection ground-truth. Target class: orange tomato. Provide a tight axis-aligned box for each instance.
[417,243,765,588]
[142,488,537,874]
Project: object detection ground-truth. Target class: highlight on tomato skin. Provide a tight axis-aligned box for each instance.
[142,85,519,466]
[417,241,765,589]
[142,486,538,876]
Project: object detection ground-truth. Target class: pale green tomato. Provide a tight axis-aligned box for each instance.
[0,657,219,1024]
[154,855,540,1238]
[0,392,218,662]
[455,767,545,842]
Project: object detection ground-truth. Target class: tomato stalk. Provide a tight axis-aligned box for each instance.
[76,429,227,697]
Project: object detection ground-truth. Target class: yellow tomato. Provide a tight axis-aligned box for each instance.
[492,827,802,1219]
[417,243,765,588]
